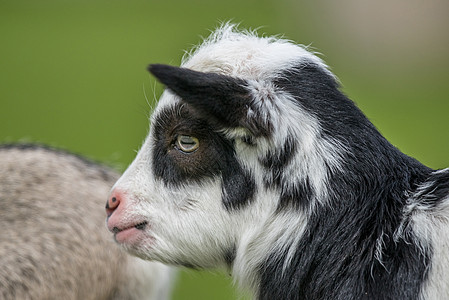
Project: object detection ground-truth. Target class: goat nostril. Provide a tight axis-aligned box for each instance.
[106,192,121,218]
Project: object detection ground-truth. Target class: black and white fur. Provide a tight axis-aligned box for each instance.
[106,24,449,299]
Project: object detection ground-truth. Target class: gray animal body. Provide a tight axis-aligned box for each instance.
[0,144,174,300]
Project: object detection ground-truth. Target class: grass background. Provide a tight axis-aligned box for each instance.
[1,0,448,299]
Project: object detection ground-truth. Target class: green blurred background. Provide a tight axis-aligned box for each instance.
[1,0,448,299]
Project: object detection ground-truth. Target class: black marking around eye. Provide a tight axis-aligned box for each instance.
[152,104,222,185]
[152,103,255,211]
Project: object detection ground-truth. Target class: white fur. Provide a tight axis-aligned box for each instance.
[182,23,333,80]
[420,198,449,300]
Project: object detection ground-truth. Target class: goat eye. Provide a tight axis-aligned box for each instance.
[175,135,199,153]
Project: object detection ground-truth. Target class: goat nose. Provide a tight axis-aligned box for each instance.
[106,190,121,218]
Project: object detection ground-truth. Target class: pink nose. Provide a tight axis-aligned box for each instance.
[106,190,121,218]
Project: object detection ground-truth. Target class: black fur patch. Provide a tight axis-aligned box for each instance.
[148,64,272,136]
[259,133,313,210]
[256,62,434,299]
[222,159,256,210]
[273,63,378,143]
[224,244,237,268]
[260,133,297,181]
[259,205,430,300]
[151,103,255,210]
[277,180,313,211]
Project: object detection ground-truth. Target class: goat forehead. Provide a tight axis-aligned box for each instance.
[181,25,331,80]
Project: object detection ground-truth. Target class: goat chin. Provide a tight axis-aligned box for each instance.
[107,23,449,300]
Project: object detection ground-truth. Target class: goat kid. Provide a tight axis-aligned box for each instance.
[106,25,449,299]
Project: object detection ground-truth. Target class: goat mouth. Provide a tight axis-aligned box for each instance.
[113,221,150,245]
[112,221,148,234]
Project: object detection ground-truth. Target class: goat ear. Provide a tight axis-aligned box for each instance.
[148,64,270,136]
